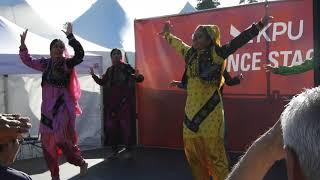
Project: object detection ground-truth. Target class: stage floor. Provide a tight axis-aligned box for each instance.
[12,147,287,180]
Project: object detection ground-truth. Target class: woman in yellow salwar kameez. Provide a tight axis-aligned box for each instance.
[160,16,271,180]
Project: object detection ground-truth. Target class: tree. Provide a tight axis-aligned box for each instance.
[196,0,220,10]
[239,0,259,4]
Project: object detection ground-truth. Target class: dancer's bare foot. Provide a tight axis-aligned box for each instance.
[123,150,133,160]
[122,147,134,160]
[108,147,121,160]
[51,176,60,180]
[80,162,88,177]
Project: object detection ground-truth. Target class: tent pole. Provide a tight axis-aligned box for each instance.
[314,0,320,86]
[3,75,8,113]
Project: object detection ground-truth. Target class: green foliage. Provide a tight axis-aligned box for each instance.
[239,0,259,4]
[196,0,220,10]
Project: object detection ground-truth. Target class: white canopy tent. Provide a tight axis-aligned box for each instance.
[0,16,104,158]
[0,0,198,158]
[72,0,197,68]
[0,16,104,74]
[73,0,128,50]
[0,0,59,40]
[0,0,196,69]
[72,0,136,69]
[0,0,113,72]
[180,2,197,14]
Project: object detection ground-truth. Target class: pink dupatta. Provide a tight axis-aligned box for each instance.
[64,49,82,116]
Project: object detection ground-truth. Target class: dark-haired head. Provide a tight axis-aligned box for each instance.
[110,48,122,65]
[50,39,65,59]
[110,48,121,57]
[192,25,221,50]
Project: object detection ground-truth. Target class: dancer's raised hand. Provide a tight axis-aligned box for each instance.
[264,64,273,72]
[134,69,140,76]
[62,22,73,36]
[261,16,274,26]
[89,67,95,75]
[20,29,28,48]
[159,21,172,36]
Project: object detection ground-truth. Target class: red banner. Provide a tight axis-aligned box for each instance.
[135,0,313,151]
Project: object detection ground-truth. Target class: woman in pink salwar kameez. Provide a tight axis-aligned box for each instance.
[18,23,88,180]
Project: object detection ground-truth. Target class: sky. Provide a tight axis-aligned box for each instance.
[23,0,270,50]
[25,0,256,28]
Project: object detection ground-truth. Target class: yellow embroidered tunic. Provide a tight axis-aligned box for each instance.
[165,32,225,138]
[164,23,261,180]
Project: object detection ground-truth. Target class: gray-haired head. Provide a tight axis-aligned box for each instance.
[281,87,320,180]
